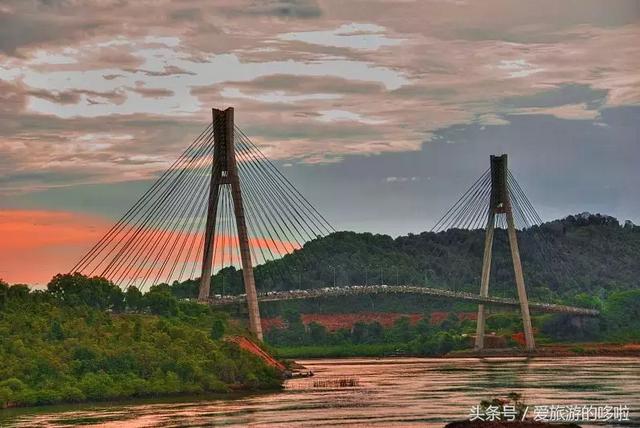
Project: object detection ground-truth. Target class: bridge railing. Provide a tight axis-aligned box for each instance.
[208,284,599,316]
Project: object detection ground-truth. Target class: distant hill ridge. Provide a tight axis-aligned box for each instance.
[169,213,639,304]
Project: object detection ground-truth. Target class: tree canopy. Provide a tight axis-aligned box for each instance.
[0,275,281,409]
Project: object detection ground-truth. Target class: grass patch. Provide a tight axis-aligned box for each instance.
[273,343,406,358]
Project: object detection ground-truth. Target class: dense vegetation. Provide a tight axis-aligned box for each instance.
[1,213,638,406]
[0,275,281,409]
[267,309,468,358]
[266,287,640,357]
[169,213,640,307]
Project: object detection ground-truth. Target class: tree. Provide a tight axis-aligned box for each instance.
[133,319,143,341]
[389,316,413,342]
[0,279,7,309]
[125,286,144,312]
[541,314,601,341]
[48,320,65,341]
[283,309,302,325]
[415,318,432,336]
[0,275,283,409]
[7,284,30,300]
[145,288,179,317]
[210,319,226,340]
[47,273,123,311]
[604,290,640,340]
[366,321,384,343]
[440,313,460,331]
[308,322,327,344]
[351,322,368,344]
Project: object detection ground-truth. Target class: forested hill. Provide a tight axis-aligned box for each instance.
[172,213,639,304]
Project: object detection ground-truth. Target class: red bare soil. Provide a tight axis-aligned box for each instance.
[261,317,286,331]
[431,311,477,324]
[226,336,287,371]
[262,311,477,332]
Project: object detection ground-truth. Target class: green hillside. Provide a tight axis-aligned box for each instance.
[172,213,640,306]
[0,276,281,409]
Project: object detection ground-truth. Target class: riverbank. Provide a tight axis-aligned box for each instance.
[274,342,640,359]
[0,277,284,410]
[451,342,640,358]
[274,343,405,358]
[4,356,638,427]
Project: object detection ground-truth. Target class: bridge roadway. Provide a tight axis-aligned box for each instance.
[208,284,600,316]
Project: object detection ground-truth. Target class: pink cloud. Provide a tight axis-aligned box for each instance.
[0,209,298,286]
[0,0,637,192]
[0,210,110,285]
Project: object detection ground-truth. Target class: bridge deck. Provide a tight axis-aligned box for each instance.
[208,285,599,316]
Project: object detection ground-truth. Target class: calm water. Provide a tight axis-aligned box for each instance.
[1,357,638,427]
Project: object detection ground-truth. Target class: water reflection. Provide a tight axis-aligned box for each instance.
[1,357,638,427]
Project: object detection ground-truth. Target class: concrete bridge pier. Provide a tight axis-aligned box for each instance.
[198,107,263,341]
[474,155,535,352]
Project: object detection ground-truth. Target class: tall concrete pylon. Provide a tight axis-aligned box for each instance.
[474,154,535,352]
[198,107,263,341]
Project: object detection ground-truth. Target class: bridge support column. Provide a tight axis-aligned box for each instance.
[198,107,263,341]
[506,207,535,351]
[473,155,535,352]
[474,211,495,351]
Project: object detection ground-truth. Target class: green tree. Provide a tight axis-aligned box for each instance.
[8,284,30,300]
[133,318,143,341]
[351,322,368,344]
[0,278,283,408]
[0,279,8,309]
[440,313,460,331]
[308,322,327,344]
[283,309,302,325]
[210,319,226,340]
[125,286,144,312]
[47,273,123,311]
[48,320,65,341]
[604,290,640,340]
[366,321,384,343]
[145,289,179,317]
[389,316,413,342]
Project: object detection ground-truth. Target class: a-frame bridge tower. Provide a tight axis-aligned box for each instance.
[475,155,535,351]
[71,106,334,342]
[431,154,538,351]
[198,107,262,340]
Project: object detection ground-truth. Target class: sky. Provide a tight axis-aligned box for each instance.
[0,0,639,285]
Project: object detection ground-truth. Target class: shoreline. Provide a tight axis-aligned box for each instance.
[276,342,640,360]
[0,386,282,412]
[450,344,640,358]
[2,353,638,416]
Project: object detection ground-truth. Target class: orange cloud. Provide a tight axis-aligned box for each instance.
[0,210,110,286]
[75,227,300,288]
[0,209,299,287]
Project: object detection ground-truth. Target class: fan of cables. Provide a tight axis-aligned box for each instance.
[431,168,543,232]
[71,122,333,291]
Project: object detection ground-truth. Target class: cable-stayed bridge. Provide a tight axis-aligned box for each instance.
[72,107,598,347]
[209,285,599,316]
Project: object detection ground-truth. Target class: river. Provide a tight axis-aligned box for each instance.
[1,357,638,427]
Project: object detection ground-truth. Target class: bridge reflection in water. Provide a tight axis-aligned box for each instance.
[208,284,599,316]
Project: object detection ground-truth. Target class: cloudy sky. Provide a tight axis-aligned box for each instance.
[0,0,639,285]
